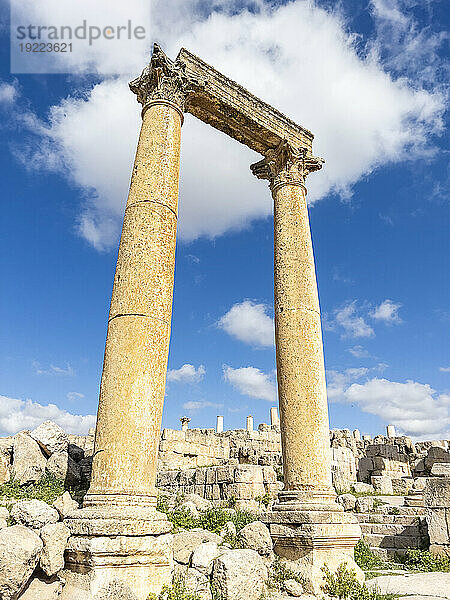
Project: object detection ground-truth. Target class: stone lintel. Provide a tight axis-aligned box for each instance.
[176,47,314,155]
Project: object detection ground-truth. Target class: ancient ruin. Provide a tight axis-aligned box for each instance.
[58,42,362,598]
[1,43,447,600]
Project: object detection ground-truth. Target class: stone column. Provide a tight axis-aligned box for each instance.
[62,44,190,600]
[181,417,191,432]
[270,406,280,427]
[251,142,361,593]
[216,416,224,433]
[247,416,254,432]
[353,429,361,442]
[386,424,396,438]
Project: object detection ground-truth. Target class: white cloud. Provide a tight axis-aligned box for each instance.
[182,400,222,411]
[67,391,85,401]
[33,361,75,376]
[346,379,450,440]
[371,299,402,324]
[11,0,151,76]
[332,301,375,338]
[218,301,274,348]
[348,345,370,358]
[13,0,446,250]
[167,363,206,384]
[440,367,450,373]
[223,365,277,402]
[0,394,96,436]
[327,367,450,439]
[0,80,18,105]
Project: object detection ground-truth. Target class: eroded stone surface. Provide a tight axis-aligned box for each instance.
[0,525,43,600]
[212,549,268,600]
[11,500,59,530]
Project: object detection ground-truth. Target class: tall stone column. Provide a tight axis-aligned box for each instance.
[251,142,361,593]
[61,44,190,600]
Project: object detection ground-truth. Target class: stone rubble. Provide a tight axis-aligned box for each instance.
[0,420,449,597]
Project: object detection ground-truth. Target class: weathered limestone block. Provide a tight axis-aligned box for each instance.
[337,494,357,511]
[0,524,43,600]
[184,567,212,600]
[11,500,59,530]
[30,421,69,456]
[17,575,64,600]
[425,446,450,470]
[238,521,272,556]
[431,463,450,477]
[352,482,374,494]
[191,541,222,575]
[424,478,450,507]
[212,549,268,600]
[392,478,414,495]
[371,475,394,495]
[12,432,47,485]
[40,522,70,576]
[53,491,79,519]
[62,529,173,600]
[283,579,304,597]
[173,530,221,564]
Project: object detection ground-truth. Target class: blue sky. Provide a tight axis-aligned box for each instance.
[0,0,448,439]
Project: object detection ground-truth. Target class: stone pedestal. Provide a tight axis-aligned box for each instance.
[252,143,362,593]
[61,510,173,600]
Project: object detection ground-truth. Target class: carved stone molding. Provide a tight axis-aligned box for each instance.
[129,43,193,116]
[250,141,324,193]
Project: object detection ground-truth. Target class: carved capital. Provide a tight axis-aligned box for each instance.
[250,141,324,193]
[129,43,193,116]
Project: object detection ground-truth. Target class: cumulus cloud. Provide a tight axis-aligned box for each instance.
[67,391,85,401]
[327,368,450,439]
[11,0,151,76]
[331,301,375,338]
[33,361,75,376]
[0,80,19,105]
[218,301,274,348]
[167,363,206,384]
[0,394,96,436]
[223,365,277,402]
[12,0,446,250]
[370,299,402,324]
[440,366,450,373]
[182,400,222,411]
[348,345,370,358]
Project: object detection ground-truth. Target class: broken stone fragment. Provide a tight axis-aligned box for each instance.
[0,524,43,600]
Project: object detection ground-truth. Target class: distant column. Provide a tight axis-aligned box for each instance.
[180,417,191,432]
[216,416,224,433]
[386,424,396,438]
[246,416,254,432]
[270,407,280,427]
[353,429,361,442]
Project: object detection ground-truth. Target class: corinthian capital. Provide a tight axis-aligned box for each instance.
[129,43,192,115]
[250,141,324,192]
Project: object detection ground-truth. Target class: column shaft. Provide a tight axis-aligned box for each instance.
[273,182,333,496]
[86,102,182,507]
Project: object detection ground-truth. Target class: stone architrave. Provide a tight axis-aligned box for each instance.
[62,44,189,600]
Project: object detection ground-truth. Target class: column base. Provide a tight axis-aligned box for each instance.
[60,506,173,600]
[262,494,363,595]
